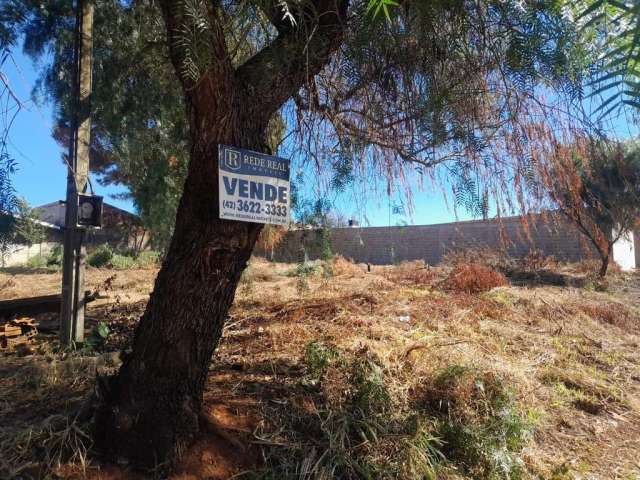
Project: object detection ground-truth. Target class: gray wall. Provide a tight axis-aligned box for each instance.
[259,214,601,265]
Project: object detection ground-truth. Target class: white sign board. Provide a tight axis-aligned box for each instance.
[218,145,290,225]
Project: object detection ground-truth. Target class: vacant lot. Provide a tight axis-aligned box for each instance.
[1,258,639,479]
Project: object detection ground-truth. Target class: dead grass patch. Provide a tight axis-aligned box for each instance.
[440,263,508,294]
[1,263,640,479]
[330,255,365,277]
[539,366,628,411]
[387,261,439,286]
[578,302,639,330]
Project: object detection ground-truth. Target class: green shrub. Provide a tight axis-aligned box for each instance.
[351,356,392,415]
[47,245,63,267]
[87,246,160,269]
[85,322,110,351]
[260,345,443,479]
[23,246,62,270]
[257,350,536,480]
[304,340,340,381]
[317,228,333,261]
[109,254,136,270]
[286,261,321,278]
[26,255,47,269]
[134,250,160,267]
[423,365,536,480]
[87,245,113,268]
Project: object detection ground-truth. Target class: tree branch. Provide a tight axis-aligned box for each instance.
[236,0,350,123]
[157,0,233,93]
[252,0,297,35]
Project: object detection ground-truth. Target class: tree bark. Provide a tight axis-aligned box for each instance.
[598,243,613,278]
[92,0,349,472]
[93,103,268,470]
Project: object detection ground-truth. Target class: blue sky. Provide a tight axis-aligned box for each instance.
[4,48,637,227]
[5,49,467,226]
[4,51,132,212]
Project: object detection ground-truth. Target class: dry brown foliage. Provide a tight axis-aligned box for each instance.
[579,303,637,330]
[2,264,640,479]
[571,259,622,276]
[421,368,508,422]
[330,255,364,277]
[440,263,508,294]
[441,247,512,272]
[255,226,287,257]
[516,249,558,273]
[386,260,439,286]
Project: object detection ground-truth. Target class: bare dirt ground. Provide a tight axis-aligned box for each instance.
[0,259,639,479]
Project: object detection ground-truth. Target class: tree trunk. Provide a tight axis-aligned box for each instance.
[598,243,613,278]
[94,92,268,469]
[92,0,349,471]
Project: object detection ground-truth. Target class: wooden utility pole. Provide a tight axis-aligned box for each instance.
[60,0,93,345]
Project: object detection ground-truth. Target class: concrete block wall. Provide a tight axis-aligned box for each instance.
[259,214,603,265]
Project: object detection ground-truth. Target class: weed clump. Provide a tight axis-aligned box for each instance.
[22,246,63,270]
[330,255,363,277]
[26,254,48,269]
[87,245,113,268]
[256,343,443,479]
[516,249,557,273]
[288,260,320,294]
[441,263,508,294]
[442,247,512,272]
[304,340,339,382]
[420,365,536,479]
[257,345,535,479]
[388,260,438,286]
[87,246,160,269]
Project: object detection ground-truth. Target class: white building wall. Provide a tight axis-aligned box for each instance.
[1,242,59,267]
[612,229,636,271]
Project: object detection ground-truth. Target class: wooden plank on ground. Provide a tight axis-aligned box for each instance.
[0,294,62,319]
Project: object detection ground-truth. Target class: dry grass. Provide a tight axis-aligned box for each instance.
[1,263,640,479]
[570,259,622,276]
[329,255,366,277]
[440,263,509,294]
[386,260,439,286]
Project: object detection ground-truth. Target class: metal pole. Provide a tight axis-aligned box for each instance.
[60,0,93,345]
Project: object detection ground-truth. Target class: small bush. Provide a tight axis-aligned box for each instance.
[109,254,136,270]
[287,261,321,278]
[260,344,444,479]
[516,249,557,273]
[440,263,508,294]
[421,365,536,479]
[87,247,160,269]
[134,250,160,268]
[87,245,113,268]
[330,255,363,277]
[350,356,392,415]
[304,340,339,381]
[47,245,63,267]
[26,255,47,269]
[288,260,320,295]
[389,260,438,285]
[442,247,513,272]
[85,322,110,351]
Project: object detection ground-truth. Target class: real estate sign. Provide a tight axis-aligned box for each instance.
[218,145,290,225]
